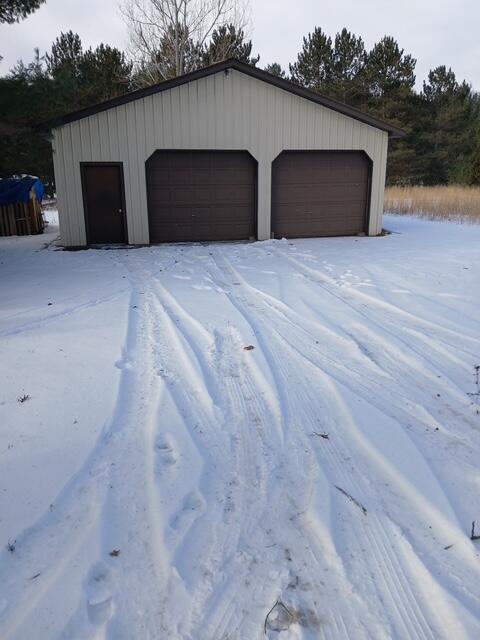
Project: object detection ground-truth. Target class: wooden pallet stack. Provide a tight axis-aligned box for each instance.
[0,184,45,237]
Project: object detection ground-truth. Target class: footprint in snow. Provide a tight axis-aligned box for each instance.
[114,357,132,370]
[170,490,206,531]
[154,433,178,468]
[86,562,116,626]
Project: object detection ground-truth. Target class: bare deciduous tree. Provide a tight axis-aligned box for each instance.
[121,0,249,86]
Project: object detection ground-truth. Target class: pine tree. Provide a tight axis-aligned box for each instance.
[45,31,83,80]
[467,129,480,185]
[1,35,133,189]
[264,63,287,79]
[362,36,417,183]
[45,32,132,110]
[202,24,259,66]
[0,50,53,187]
[79,45,132,103]
[363,36,416,113]
[422,66,474,183]
[289,27,333,92]
[0,0,45,23]
[330,28,366,105]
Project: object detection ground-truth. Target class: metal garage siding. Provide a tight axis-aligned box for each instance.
[52,69,388,247]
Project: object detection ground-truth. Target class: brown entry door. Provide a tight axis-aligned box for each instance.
[81,163,127,244]
[271,151,370,238]
[146,151,256,243]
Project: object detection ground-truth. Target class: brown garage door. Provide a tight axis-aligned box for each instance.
[271,151,370,238]
[146,151,256,243]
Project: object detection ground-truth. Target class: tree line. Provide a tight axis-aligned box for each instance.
[1,7,479,192]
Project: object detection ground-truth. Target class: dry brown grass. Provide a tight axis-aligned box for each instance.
[384,185,480,223]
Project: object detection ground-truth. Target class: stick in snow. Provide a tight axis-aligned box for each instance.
[467,365,480,397]
[471,521,480,541]
[335,485,367,515]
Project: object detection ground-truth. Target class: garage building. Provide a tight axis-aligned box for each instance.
[47,59,403,247]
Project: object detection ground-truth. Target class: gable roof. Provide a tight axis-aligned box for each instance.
[43,58,405,138]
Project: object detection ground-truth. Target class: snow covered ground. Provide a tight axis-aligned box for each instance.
[1,212,479,639]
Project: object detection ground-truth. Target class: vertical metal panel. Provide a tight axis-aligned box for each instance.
[170,87,182,147]
[70,121,87,244]
[223,71,234,148]
[53,69,389,245]
[52,129,71,245]
[97,111,110,158]
[108,109,119,159]
[179,83,190,147]
[144,96,155,150]
[151,94,162,149]
[125,103,141,242]
[62,125,81,245]
[162,91,174,148]
[187,83,198,147]
[135,100,149,243]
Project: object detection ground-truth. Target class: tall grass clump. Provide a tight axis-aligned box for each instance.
[384,185,480,223]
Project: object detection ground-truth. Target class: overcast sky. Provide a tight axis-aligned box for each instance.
[1,0,479,90]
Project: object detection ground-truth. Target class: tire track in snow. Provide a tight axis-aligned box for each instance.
[273,246,480,348]
[223,251,480,539]
[225,248,476,438]
[269,329,480,626]
[270,246,477,402]
[201,248,382,639]
[0,284,143,639]
[139,254,366,638]
[145,276,286,637]
[0,289,128,338]
[207,246,480,638]
[223,249,480,462]
[3,240,478,639]
[94,252,230,639]
[226,248,480,540]
[106,267,268,636]
[225,255,478,556]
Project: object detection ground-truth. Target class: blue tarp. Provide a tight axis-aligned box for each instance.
[0,176,44,205]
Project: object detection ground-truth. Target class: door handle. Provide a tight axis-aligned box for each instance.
[118,208,123,214]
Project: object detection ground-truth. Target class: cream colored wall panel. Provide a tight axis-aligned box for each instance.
[107,110,119,159]
[125,104,142,244]
[169,88,180,147]
[178,84,189,147]
[53,68,389,245]
[133,101,146,243]
[97,112,109,158]
[187,84,198,147]
[151,95,162,149]
[69,122,86,244]
[53,129,68,244]
[62,126,81,245]
[52,129,71,245]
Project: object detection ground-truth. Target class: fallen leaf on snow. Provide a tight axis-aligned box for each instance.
[312,432,329,440]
